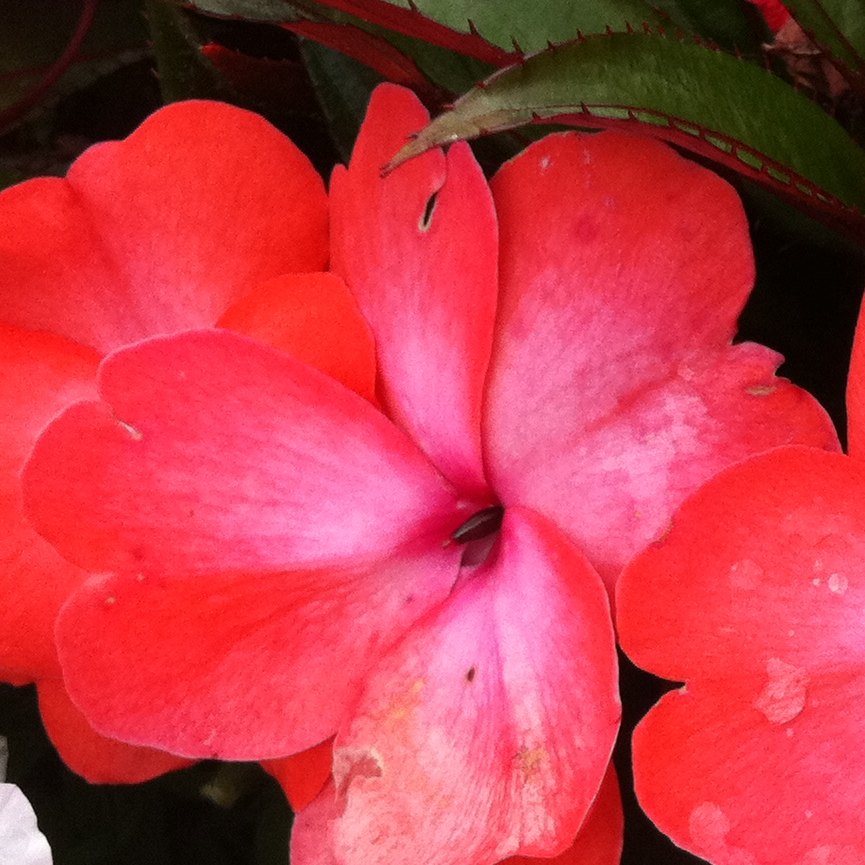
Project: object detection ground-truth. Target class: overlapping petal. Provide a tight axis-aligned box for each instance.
[264,740,333,812]
[0,327,98,681]
[846,297,865,457]
[218,272,376,402]
[2,329,196,780]
[36,679,191,784]
[24,329,465,757]
[331,85,498,497]
[0,98,337,783]
[25,329,459,576]
[321,508,618,865]
[505,765,623,865]
[484,131,839,587]
[54,542,462,759]
[291,764,622,865]
[0,101,327,353]
[617,447,865,863]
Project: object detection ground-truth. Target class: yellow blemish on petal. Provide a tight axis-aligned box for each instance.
[516,746,547,782]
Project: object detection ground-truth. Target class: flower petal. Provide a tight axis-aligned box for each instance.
[25,329,459,576]
[326,507,619,865]
[618,447,865,864]
[484,131,839,588]
[330,84,497,497]
[291,781,338,865]
[632,680,865,865]
[617,447,865,681]
[504,764,622,865]
[36,679,191,784]
[0,327,98,681]
[219,272,376,401]
[292,764,622,865]
[0,783,52,865]
[264,740,333,812]
[0,101,327,352]
[56,541,461,758]
[846,297,865,457]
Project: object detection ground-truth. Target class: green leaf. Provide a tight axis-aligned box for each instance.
[291,0,672,55]
[390,32,865,239]
[145,0,238,103]
[650,0,763,52]
[783,0,865,76]
[178,0,299,21]
[377,0,670,51]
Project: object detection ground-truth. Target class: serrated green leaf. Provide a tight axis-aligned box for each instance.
[391,32,865,237]
[784,0,865,76]
[290,0,674,58]
[380,0,670,52]
[180,0,300,20]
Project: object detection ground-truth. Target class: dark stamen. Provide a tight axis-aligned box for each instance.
[451,505,504,545]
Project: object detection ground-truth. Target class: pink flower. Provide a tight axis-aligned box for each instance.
[0,99,330,780]
[616,299,865,860]
[21,85,837,862]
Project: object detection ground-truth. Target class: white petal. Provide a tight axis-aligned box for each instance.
[0,784,53,865]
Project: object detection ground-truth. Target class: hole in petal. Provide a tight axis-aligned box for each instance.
[419,191,438,231]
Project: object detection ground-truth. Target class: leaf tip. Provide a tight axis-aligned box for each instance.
[381,135,429,175]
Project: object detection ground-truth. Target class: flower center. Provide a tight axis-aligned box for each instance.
[450,505,504,544]
[451,505,504,569]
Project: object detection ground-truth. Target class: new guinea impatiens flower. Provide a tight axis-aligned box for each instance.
[0,98,340,781]
[22,84,838,864]
[615,301,865,865]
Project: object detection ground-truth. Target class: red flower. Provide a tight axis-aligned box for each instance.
[748,0,792,32]
[20,84,837,862]
[0,99,330,780]
[616,305,865,859]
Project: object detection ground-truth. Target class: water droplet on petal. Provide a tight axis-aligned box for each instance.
[688,804,758,864]
[803,845,863,865]
[754,657,808,724]
[689,802,730,847]
[729,559,763,589]
[827,573,849,595]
